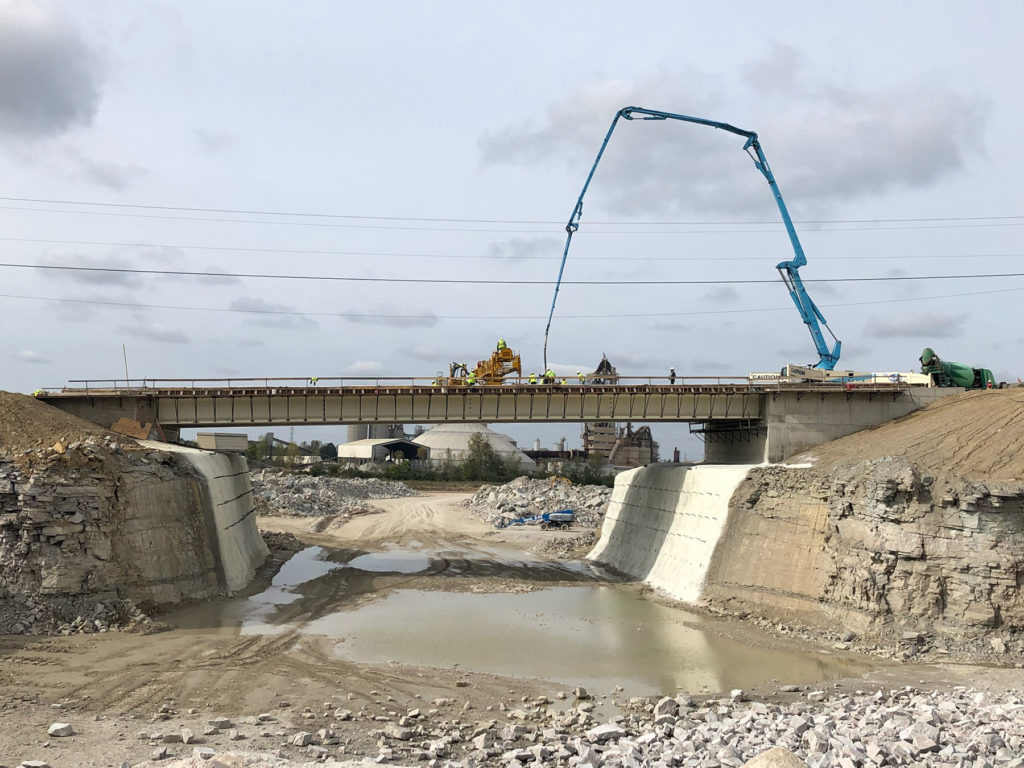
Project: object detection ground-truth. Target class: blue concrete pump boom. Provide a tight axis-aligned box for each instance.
[542,106,841,371]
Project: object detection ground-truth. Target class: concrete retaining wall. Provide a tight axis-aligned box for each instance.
[0,438,267,610]
[587,464,754,602]
[142,442,268,593]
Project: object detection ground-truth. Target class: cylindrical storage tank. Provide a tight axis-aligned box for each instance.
[533,438,541,451]
[347,425,370,443]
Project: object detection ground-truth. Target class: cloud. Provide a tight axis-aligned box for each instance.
[346,305,438,328]
[0,1,102,138]
[690,358,728,370]
[195,128,238,153]
[404,346,445,362]
[67,149,143,191]
[37,252,140,286]
[702,286,741,304]
[479,51,986,216]
[483,237,559,262]
[864,314,966,339]
[348,360,383,374]
[122,322,188,344]
[807,281,840,297]
[228,296,314,329]
[14,349,51,364]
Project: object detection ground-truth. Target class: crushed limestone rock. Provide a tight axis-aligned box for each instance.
[131,685,1024,768]
[251,471,416,517]
[465,476,611,528]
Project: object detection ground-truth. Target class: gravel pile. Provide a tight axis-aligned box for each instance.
[252,472,417,517]
[466,477,611,528]
[130,685,1024,767]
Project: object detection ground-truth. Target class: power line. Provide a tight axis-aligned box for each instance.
[6,261,1024,286]
[0,195,1020,227]
[0,203,1021,234]
[1,285,1021,321]
[1,236,1021,263]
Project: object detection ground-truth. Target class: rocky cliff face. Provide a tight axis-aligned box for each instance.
[703,457,1024,650]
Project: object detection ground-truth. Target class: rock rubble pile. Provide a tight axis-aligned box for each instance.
[252,472,417,517]
[465,477,611,528]
[128,685,1024,767]
[0,594,155,636]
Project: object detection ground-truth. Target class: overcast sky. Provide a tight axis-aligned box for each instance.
[1,1,1021,457]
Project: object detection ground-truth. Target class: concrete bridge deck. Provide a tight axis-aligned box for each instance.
[39,376,910,429]
[37,376,941,463]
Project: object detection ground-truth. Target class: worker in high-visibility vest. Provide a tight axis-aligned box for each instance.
[529,372,537,384]
[560,378,567,385]
[577,371,585,384]
[311,376,319,385]
[543,369,555,384]
[466,372,477,385]
[496,337,507,351]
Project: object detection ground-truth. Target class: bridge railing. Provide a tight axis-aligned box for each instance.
[49,374,759,393]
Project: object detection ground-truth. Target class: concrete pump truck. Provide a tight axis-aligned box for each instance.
[542,106,842,378]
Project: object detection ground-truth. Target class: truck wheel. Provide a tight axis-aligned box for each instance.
[540,523,549,530]
[560,523,569,531]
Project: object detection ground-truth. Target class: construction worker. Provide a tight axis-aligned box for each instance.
[529,372,538,384]
[669,367,676,385]
[311,376,319,385]
[430,379,437,387]
[33,389,43,397]
[543,369,555,384]
[577,371,585,384]
[560,378,568,385]
[497,337,507,351]
[466,372,477,386]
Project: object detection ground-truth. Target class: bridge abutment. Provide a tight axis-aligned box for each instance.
[702,386,959,464]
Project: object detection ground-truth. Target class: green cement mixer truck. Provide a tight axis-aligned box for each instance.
[920,348,995,389]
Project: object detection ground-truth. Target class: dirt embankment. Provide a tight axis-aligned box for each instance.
[795,388,1024,483]
[704,389,1024,659]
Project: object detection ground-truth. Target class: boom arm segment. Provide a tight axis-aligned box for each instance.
[542,106,841,370]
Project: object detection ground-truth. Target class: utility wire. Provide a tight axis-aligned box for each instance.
[0,204,1022,234]
[6,261,1024,286]
[0,236,1020,263]
[0,285,1021,321]
[0,195,1020,227]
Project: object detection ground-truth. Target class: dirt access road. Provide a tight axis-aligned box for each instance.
[3,491,1024,767]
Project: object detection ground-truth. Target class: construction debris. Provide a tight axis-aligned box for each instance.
[465,476,611,528]
[251,471,417,517]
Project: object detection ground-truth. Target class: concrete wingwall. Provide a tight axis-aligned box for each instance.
[587,464,756,602]
[1,439,268,611]
[141,442,268,593]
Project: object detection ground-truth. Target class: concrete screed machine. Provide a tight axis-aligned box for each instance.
[440,345,522,386]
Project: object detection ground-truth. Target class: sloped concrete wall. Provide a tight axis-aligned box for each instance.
[142,442,268,593]
[587,464,754,602]
[1,438,267,608]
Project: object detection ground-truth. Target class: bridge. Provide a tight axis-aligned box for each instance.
[39,376,950,463]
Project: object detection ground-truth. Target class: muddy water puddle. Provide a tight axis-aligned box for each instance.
[170,545,869,697]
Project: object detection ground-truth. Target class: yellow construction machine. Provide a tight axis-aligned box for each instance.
[441,344,522,386]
